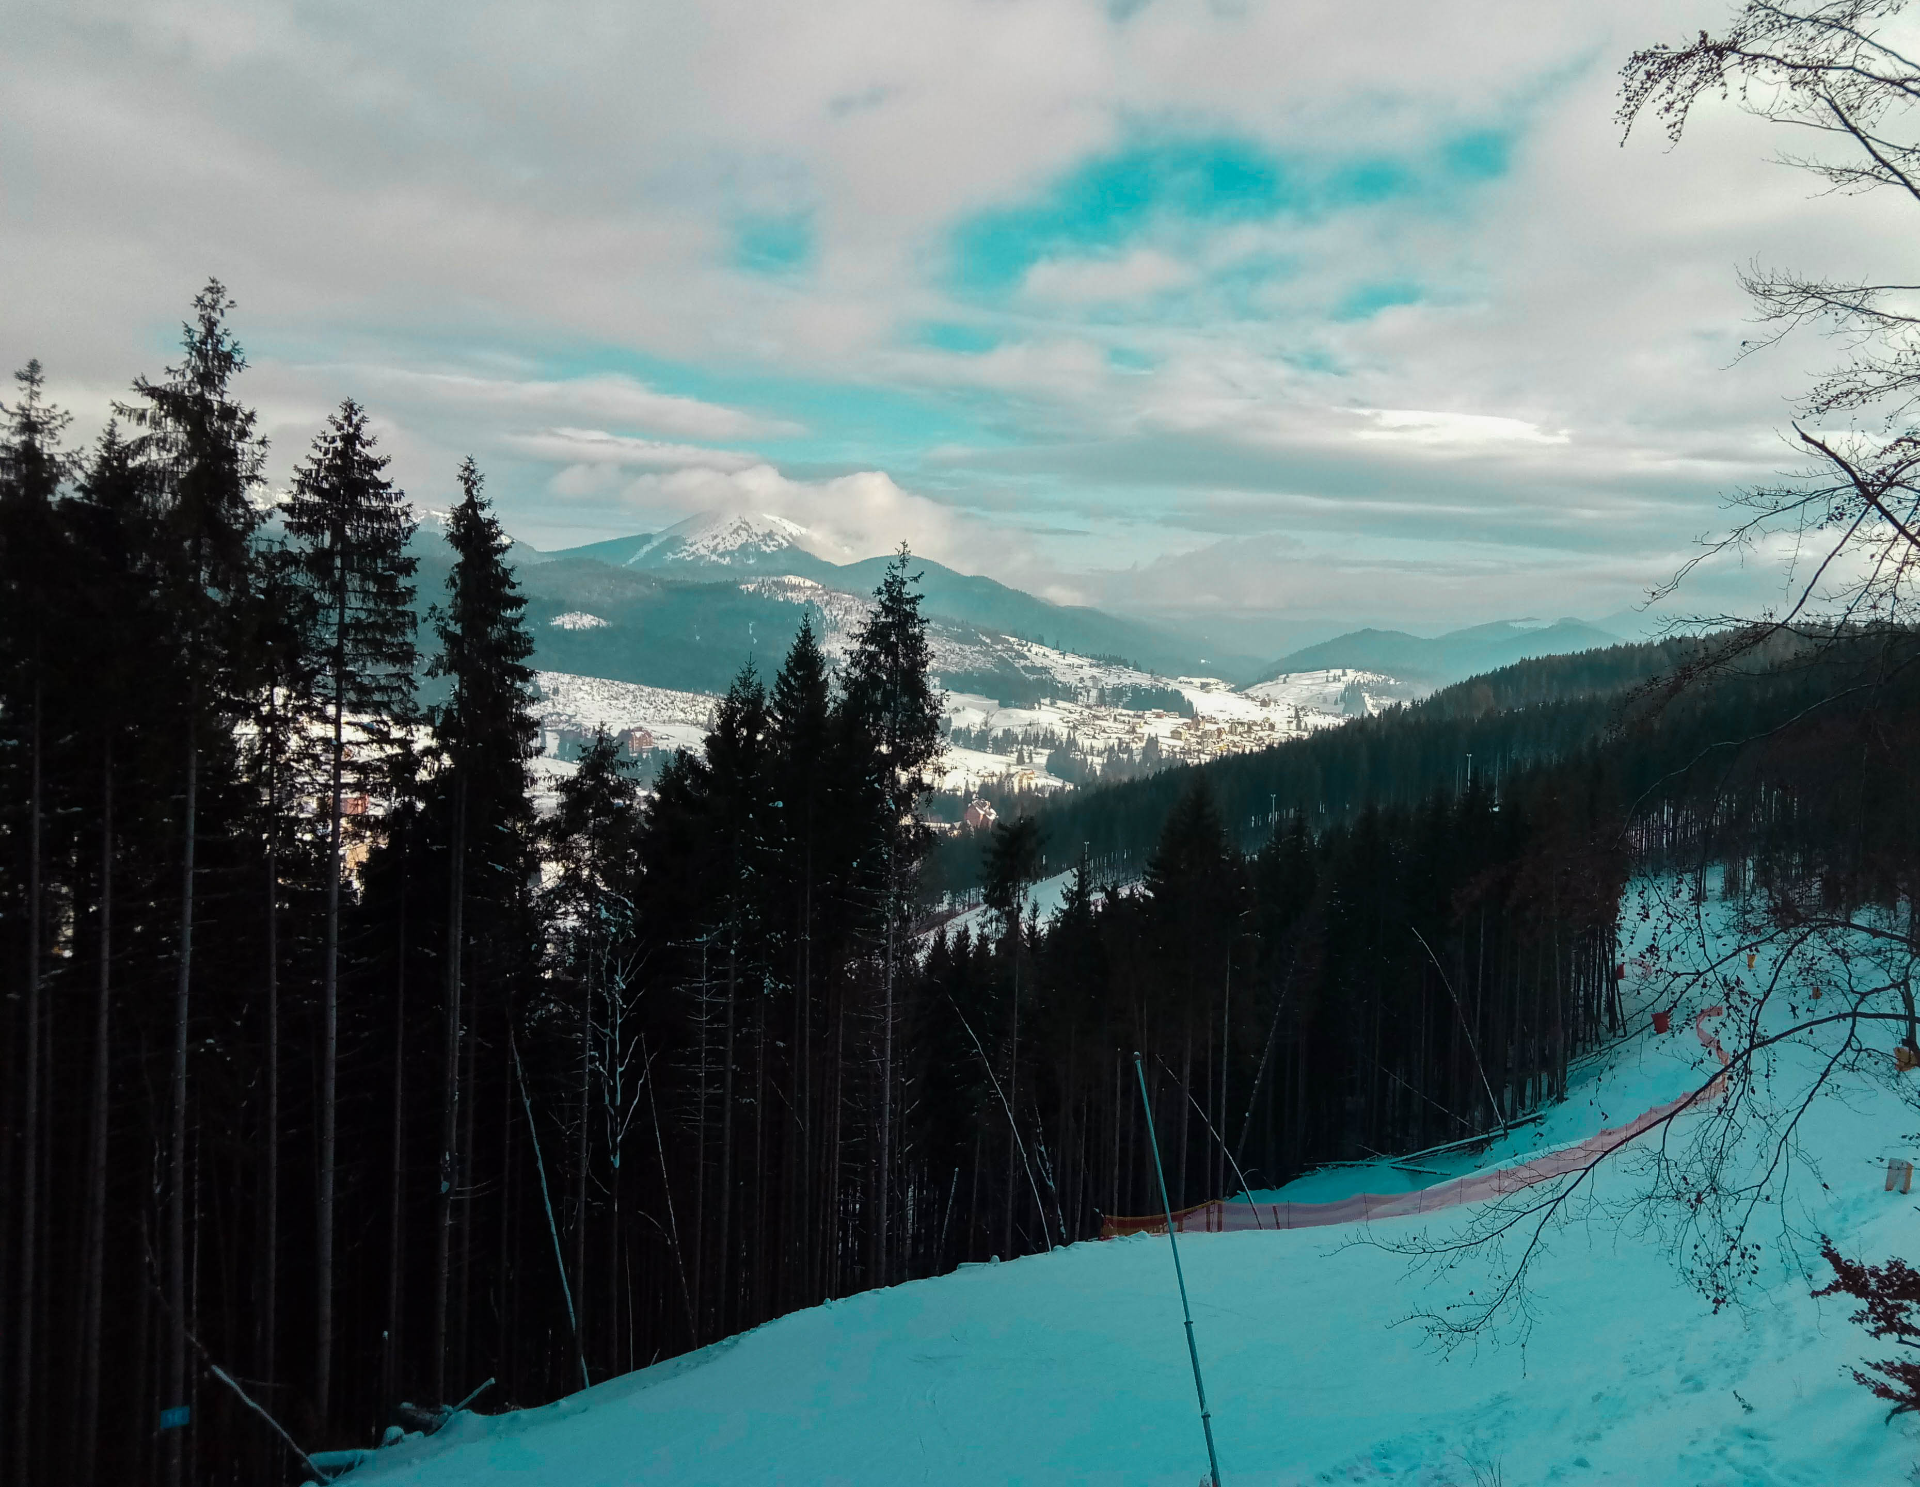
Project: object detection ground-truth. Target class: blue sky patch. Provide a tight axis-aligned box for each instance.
[733,212,814,275]
[916,321,1001,355]
[1335,281,1422,321]
[950,136,1294,292]
[946,128,1514,300]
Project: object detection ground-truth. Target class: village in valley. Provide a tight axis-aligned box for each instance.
[528,632,1403,820]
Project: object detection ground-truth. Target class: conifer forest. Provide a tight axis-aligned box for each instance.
[5,284,1920,1484]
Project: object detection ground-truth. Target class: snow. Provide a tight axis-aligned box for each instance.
[548,611,610,630]
[344,879,1920,1485]
[535,671,714,756]
[933,743,1071,797]
[1245,667,1404,717]
[630,510,814,565]
[737,575,872,640]
[924,866,1086,943]
[527,754,578,816]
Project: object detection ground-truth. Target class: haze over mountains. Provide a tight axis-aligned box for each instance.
[455,507,1631,699]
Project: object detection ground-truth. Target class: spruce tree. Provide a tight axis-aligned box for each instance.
[0,359,74,1487]
[284,397,418,1427]
[424,457,536,1401]
[842,545,942,1281]
[539,725,642,1368]
[117,281,265,1487]
[768,615,836,1297]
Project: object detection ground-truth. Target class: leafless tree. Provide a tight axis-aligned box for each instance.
[1385,2,1920,1343]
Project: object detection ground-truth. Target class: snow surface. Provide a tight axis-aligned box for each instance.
[347,884,1920,1486]
[923,867,1085,945]
[535,672,715,756]
[548,611,610,631]
[934,743,1071,797]
[629,510,815,566]
[1244,668,1404,716]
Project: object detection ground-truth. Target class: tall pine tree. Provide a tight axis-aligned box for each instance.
[424,457,536,1402]
[118,282,265,1487]
[284,397,419,1428]
[841,546,942,1281]
[0,359,74,1487]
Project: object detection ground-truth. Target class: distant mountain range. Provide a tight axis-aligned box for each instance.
[1260,618,1623,688]
[413,508,1625,701]
[523,511,1270,686]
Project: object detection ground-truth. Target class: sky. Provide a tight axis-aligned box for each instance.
[4,0,1913,636]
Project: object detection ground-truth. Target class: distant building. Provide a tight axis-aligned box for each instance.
[618,726,655,756]
[964,798,997,830]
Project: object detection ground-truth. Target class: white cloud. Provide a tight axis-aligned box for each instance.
[591,462,1003,574]
[507,427,762,472]
[5,0,1905,627]
[1353,408,1571,448]
[1022,249,1193,304]
[350,370,800,441]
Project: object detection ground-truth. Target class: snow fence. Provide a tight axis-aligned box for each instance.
[1101,1007,1728,1238]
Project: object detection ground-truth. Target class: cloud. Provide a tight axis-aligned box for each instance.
[351,370,802,441]
[507,427,764,472]
[4,0,1901,630]
[599,460,1034,575]
[1353,408,1571,448]
[1022,248,1194,304]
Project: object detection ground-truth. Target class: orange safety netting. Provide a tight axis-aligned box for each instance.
[1100,1007,1728,1239]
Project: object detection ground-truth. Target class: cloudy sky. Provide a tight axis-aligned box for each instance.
[3,0,1907,634]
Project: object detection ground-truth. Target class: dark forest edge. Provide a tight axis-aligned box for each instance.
[4,286,1917,1483]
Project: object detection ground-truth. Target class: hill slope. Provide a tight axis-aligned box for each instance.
[1266,618,1622,688]
[343,899,1918,1485]
[539,513,1266,682]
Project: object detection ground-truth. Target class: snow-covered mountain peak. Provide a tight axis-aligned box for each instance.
[631,509,813,566]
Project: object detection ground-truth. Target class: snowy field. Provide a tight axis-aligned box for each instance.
[921,866,1087,944]
[535,671,715,755]
[933,742,1071,797]
[536,652,1385,792]
[1243,667,1404,716]
[348,884,1920,1486]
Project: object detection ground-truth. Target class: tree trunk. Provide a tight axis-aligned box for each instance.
[576,922,591,1360]
[1003,912,1019,1258]
[434,777,466,1406]
[383,827,408,1409]
[166,707,197,1487]
[316,645,345,1425]
[77,739,112,1485]
[718,935,738,1334]
[878,844,895,1285]
[12,679,41,1487]
[262,732,281,1430]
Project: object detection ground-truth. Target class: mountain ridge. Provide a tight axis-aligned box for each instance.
[1262,617,1622,688]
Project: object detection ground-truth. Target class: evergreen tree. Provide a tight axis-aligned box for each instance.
[284,397,418,1427]
[59,419,165,1483]
[0,359,74,1486]
[533,729,643,1379]
[841,545,942,1281]
[423,456,536,1402]
[766,615,838,1303]
[117,282,265,1487]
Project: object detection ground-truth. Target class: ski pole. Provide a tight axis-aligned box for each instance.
[1134,1052,1222,1486]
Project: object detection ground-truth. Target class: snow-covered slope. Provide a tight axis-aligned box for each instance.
[1246,666,1406,716]
[344,887,1920,1486]
[623,510,817,569]
[534,671,715,755]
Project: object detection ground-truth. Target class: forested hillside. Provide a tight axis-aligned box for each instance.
[5,287,1918,1484]
[927,636,1709,896]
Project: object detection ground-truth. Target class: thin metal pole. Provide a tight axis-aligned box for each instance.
[1134,1053,1222,1486]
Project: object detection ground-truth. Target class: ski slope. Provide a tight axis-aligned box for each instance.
[350,896,1920,1486]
